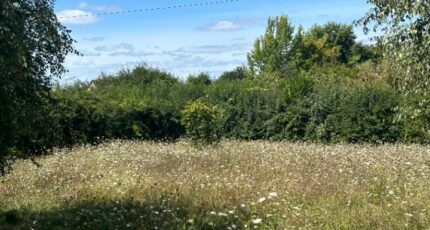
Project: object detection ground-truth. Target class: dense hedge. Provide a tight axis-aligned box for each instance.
[28,64,424,148]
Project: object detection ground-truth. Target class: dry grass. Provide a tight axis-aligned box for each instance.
[1,141,430,229]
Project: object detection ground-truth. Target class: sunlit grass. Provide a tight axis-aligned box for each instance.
[1,141,430,229]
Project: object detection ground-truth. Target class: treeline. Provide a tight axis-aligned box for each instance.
[17,18,430,150]
[50,62,422,146]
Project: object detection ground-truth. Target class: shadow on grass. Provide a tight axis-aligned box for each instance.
[0,199,250,230]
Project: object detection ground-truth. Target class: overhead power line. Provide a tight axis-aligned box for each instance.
[58,0,240,19]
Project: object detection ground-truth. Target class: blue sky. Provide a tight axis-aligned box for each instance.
[55,0,371,82]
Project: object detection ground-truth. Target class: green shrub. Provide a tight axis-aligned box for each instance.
[400,94,430,144]
[180,101,222,146]
[305,84,400,143]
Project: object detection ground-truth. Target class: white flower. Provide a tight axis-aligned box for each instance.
[218,212,228,217]
[252,218,262,224]
[268,192,278,198]
[258,197,267,203]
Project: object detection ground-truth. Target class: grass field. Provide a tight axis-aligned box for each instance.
[1,141,430,229]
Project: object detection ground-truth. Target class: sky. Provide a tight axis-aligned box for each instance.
[54,0,372,83]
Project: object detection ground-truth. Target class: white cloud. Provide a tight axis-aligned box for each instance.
[56,9,98,25]
[79,1,122,12]
[94,42,135,52]
[200,21,242,32]
[168,43,251,55]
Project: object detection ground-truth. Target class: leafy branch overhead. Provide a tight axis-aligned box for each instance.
[358,0,430,95]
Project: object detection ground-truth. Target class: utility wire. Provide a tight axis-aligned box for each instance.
[58,0,240,19]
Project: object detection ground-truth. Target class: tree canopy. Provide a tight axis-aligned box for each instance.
[247,16,295,75]
[0,0,76,174]
[358,0,430,95]
[248,16,377,76]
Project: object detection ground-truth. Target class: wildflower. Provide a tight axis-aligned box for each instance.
[258,197,267,203]
[268,192,278,198]
[218,212,228,217]
[252,218,262,224]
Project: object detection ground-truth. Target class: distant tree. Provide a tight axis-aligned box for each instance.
[247,15,295,75]
[300,22,357,68]
[218,67,247,82]
[289,26,307,70]
[186,73,212,85]
[0,0,76,174]
[248,17,374,75]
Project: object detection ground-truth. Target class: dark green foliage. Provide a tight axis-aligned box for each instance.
[3,210,20,225]
[400,94,430,144]
[0,0,76,174]
[306,84,400,143]
[205,79,277,140]
[217,67,247,82]
[186,72,212,85]
[48,62,422,146]
[53,96,183,146]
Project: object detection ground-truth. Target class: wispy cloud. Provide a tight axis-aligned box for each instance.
[94,43,135,52]
[199,21,242,32]
[109,51,158,57]
[83,37,105,42]
[92,42,158,57]
[78,1,122,12]
[56,9,98,25]
[80,50,101,57]
[167,43,251,55]
[199,17,263,32]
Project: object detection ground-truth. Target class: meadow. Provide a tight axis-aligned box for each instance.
[1,141,430,229]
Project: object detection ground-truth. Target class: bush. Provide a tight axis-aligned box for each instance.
[181,101,222,146]
[305,84,400,143]
[400,94,430,144]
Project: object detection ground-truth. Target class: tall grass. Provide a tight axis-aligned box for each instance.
[1,141,430,229]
